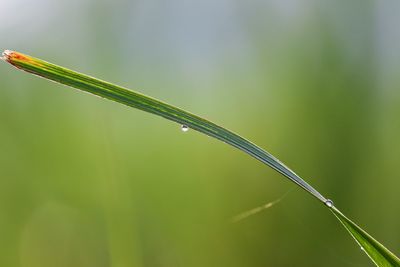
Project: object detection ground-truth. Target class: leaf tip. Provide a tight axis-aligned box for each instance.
[1,50,14,62]
[1,50,39,70]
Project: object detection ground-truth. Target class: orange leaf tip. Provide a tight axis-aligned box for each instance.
[1,50,14,62]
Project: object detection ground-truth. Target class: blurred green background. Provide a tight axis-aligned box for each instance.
[1,0,399,266]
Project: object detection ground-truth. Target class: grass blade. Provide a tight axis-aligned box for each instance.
[2,50,399,266]
[331,207,400,267]
[0,50,326,202]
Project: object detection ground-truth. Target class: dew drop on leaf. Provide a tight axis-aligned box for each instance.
[181,125,189,132]
[325,199,334,208]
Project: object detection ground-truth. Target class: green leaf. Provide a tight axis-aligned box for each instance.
[2,50,399,267]
[0,50,325,202]
[331,207,400,267]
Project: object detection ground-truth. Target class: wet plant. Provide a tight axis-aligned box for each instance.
[2,50,399,267]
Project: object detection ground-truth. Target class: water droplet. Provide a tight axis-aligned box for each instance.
[360,246,365,251]
[181,125,189,132]
[325,199,334,208]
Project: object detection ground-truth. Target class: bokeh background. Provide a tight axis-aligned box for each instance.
[1,0,399,266]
